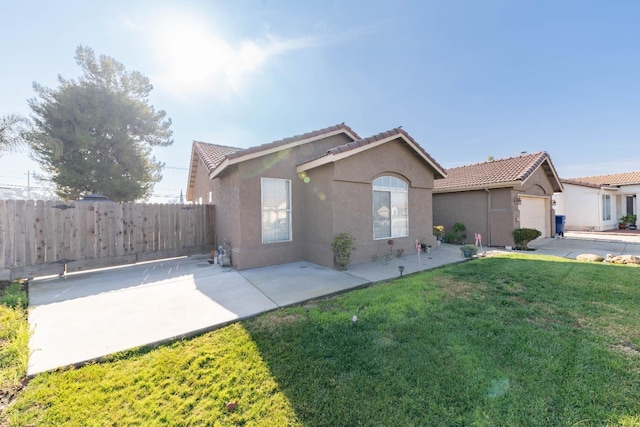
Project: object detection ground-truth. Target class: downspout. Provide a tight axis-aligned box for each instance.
[484,187,491,246]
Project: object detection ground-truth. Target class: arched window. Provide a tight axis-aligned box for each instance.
[372,176,408,239]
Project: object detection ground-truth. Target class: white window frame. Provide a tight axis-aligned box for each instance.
[373,176,408,239]
[602,194,611,221]
[261,178,292,243]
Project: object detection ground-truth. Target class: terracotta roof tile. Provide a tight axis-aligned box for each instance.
[562,172,640,187]
[434,151,555,192]
[192,141,242,173]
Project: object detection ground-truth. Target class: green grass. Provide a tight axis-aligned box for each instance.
[3,254,640,426]
[0,281,30,414]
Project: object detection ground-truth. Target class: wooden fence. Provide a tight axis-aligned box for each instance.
[0,200,215,280]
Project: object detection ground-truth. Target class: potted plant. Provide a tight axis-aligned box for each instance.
[619,216,628,229]
[331,232,356,270]
[460,244,477,258]
[433,225,445,241]
[620,214,637,230]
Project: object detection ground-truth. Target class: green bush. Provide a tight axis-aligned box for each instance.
[512,228,541,249]
[444,222,466,244]
[0,282,28,310]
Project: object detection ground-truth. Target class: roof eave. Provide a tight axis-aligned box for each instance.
[186,144,200,201]
[209,158,231,179]
[434,180,523,194]
[214,128,358,178]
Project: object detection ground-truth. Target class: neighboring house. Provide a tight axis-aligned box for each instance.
[433,152,563,247]
[186,123,447,270]
[553,172,640,231]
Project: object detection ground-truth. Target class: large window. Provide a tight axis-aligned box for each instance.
[262,178,291,243]
[373,176,408,239]
[602,194,611,221]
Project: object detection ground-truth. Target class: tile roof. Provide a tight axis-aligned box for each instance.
[192,141,243,172]
[434,151,561,192]
[561,172,640,187]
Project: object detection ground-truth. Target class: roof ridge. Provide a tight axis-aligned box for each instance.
[446,151,547,171]
[193,140,243,151]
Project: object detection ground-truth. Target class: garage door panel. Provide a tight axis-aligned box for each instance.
[520,197,549,237]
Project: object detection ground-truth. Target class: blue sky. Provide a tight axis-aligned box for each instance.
[1,0,639,201]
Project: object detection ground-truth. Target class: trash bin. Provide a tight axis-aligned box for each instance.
[555,215,566,237]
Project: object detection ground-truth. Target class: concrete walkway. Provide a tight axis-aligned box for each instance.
[27,232,640,376]
[27,243,463,375]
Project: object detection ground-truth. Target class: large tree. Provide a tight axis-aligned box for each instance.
[27,45,173,201]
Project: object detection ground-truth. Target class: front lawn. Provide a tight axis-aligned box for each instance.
[3,254,640,426]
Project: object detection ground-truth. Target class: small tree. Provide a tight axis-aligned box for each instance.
[512,228,541,250]
[26,45,173,201]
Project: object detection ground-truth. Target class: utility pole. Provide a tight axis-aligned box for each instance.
[27,170,30,199]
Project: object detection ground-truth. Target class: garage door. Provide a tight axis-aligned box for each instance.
[519,196,549,237]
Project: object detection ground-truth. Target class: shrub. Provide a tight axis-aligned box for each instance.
[0,282,28,310]
[444,222,466,244]
[512,228,541,249]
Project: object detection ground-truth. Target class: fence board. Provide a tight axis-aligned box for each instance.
[0,200,214,279]
[35,200,46,264]
[0,201,7,271]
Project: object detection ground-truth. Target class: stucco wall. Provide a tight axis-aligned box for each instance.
[191,159,215,204]
[433,190,490,245]
[211,168,240,261]
[300,163,335,267]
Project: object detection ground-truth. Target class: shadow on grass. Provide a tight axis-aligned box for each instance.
[244,256,640,426]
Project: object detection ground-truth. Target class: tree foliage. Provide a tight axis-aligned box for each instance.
[0,114,28,152]
[26,46,173,201]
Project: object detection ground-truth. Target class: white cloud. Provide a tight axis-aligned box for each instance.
[126,8,324,100]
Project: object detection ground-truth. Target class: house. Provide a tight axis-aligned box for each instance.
[553,172,640,231]
[186,123,447,270]
[432,152,563,247]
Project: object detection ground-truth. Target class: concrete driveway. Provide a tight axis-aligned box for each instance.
[26,233,640,376]
[529,231,640,258]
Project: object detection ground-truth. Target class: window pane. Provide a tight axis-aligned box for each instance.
[262,178,291,243]
[391,191,408,237]
[373,190,391,239]
[602,195,611,221]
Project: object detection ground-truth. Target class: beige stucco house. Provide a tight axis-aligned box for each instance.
[433,152,563,247]
[553,172,640,231]
[187,123,446,270]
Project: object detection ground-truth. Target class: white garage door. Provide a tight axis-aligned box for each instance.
[519,196,549,237]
